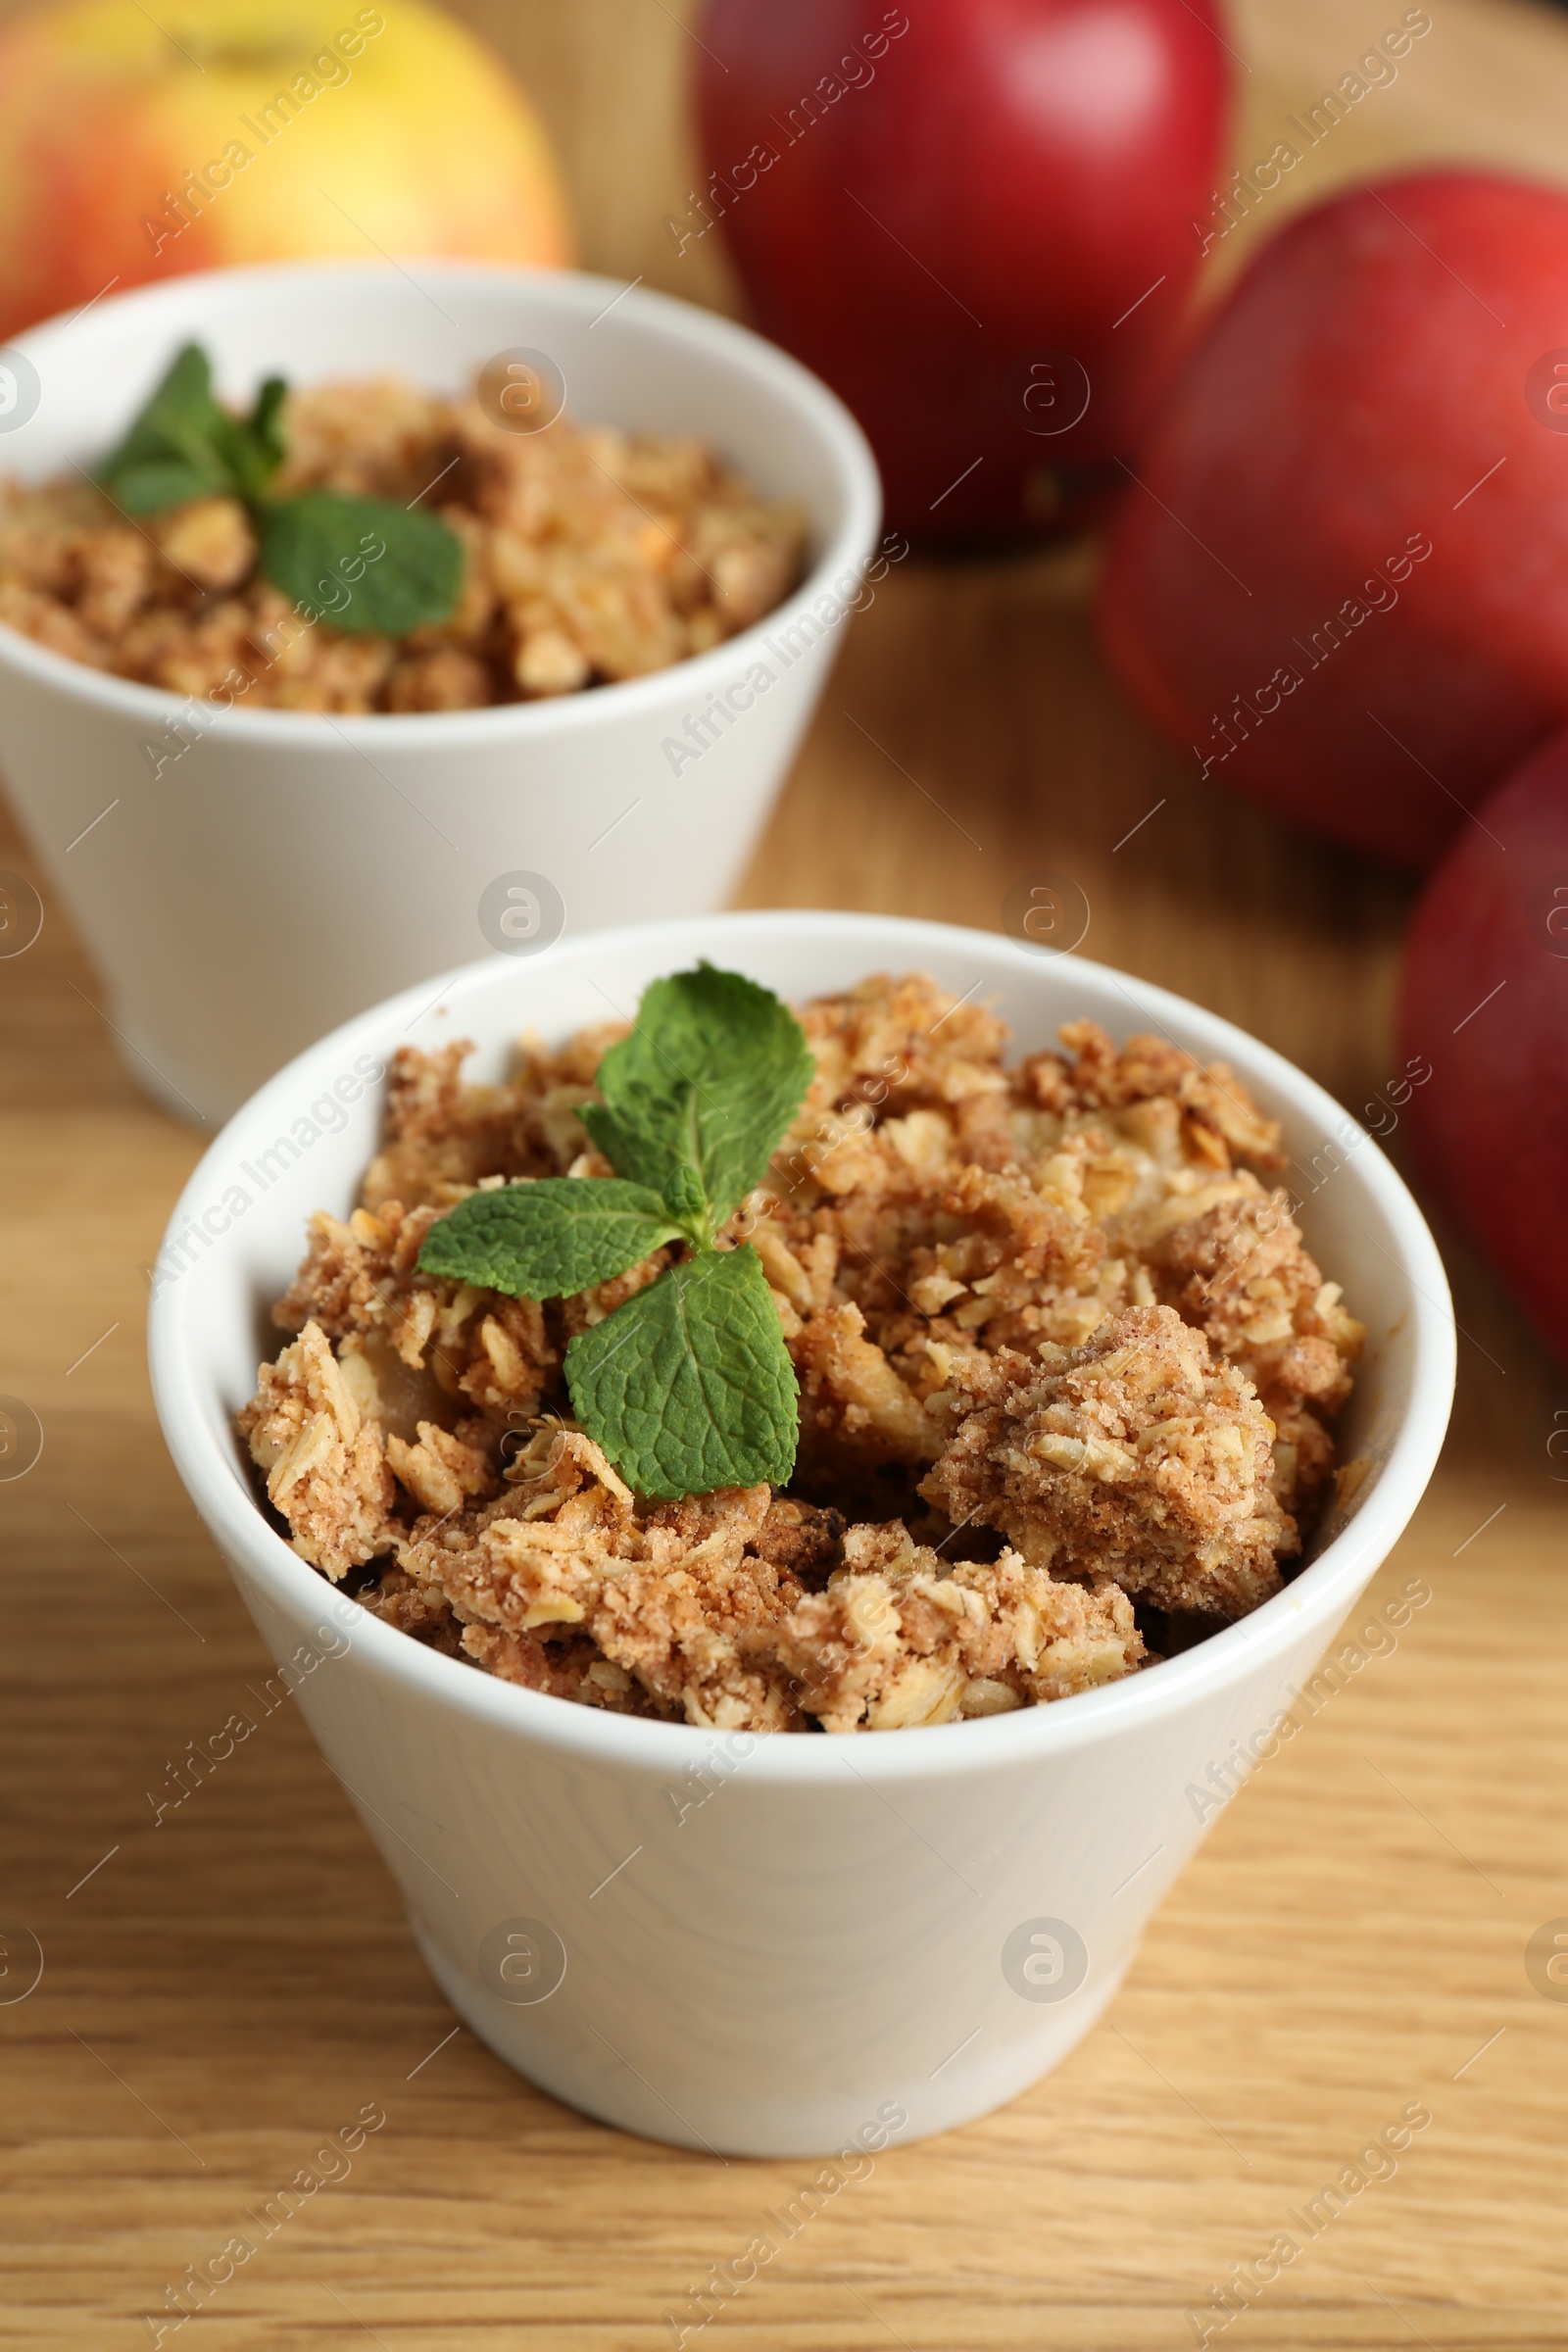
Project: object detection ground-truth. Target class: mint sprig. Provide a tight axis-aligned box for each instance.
[101,341,285,511]
[258,491,465,635]
[99,343,464,636]
[581,964,816,1234]
[416,965,815,1499]
[416,1177,682,1300]
[567,1248,799,1494]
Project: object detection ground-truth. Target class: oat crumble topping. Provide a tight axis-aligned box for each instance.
[237,974,1364,1731]
[0,375,807,710]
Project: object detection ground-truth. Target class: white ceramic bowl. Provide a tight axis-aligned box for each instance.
[148,910,1455,2157]
[0,262,881,1124]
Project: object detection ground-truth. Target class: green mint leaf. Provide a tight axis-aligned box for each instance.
[662,1163,710,1242]
[580,965,814,1228]
[109,457,228,514]
[257,491,465,634]
[576,1099,687,1204]
[248,377,288,478]
[565,1245,799,1497]
[416,1179,680,1299]
[100,342,239,511]
[222,374,289,502]
[101,343,287,513]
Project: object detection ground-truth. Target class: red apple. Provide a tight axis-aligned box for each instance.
[694,0,1229,538]
[1398,729,1568,1360]
[1098,170,1568,871]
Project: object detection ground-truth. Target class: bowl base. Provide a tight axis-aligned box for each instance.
[410,1915,1131,2159]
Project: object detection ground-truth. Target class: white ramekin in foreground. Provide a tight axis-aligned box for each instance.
[0,262,880,1124]
[148,912,1455,2157]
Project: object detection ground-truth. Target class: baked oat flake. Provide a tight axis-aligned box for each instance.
[238,970,1364,1733]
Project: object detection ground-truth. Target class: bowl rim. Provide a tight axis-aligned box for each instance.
[148,907,1457,1786]
[0,257,883,746]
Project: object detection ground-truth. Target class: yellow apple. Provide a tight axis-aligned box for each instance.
[0,0,574,338]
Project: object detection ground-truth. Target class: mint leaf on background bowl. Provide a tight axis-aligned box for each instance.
[147,909,1454,2158]
[0,260,881,1124]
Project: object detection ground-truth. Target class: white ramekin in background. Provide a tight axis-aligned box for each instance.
[148,911,1455,2158]
[0,262,881,1124]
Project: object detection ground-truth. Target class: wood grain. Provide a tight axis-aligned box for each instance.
[3,1,1568,2345]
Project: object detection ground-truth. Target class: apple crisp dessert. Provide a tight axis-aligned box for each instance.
[0,369,806,711]
[237,973,1362,1732]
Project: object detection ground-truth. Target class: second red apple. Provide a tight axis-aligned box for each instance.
[695,0,1229,538]
[1398,732,1568,1366]
[1098,168,1568,868]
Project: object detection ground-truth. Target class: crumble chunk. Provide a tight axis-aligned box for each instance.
[236,1322,395,1580]
[774,1524,1144,1733]
[397,1434,819,1732]
[919,1306,1293,1619]
[236,977,1362,1729]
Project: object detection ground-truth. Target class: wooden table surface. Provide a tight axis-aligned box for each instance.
[5,1,1568,2345]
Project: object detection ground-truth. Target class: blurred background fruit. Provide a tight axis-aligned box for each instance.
[1096,170,1568,871]
[1399,731,1568,1365]
[0,0,572,339]
[2,0,1567,1375]
[695,0,1229,539]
